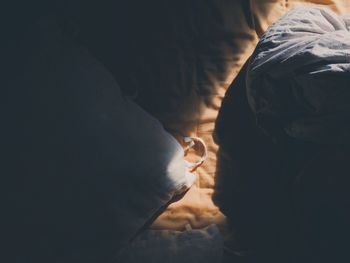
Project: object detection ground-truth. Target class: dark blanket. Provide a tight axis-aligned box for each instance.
[215,58,350,263]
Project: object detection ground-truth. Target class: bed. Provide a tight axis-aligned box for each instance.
[5,1,350,262]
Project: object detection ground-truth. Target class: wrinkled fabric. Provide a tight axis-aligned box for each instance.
[140,0,258,231]
[247,6,350,145]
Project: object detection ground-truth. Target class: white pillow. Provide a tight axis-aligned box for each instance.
[14,20,195,262]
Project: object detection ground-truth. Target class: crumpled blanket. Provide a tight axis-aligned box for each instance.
[247,6,350,145]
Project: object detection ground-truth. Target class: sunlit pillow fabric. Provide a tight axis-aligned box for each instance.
[247,7,350,145]
[13,21,195,262]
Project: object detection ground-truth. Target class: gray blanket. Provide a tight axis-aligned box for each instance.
[247,6,350,145]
